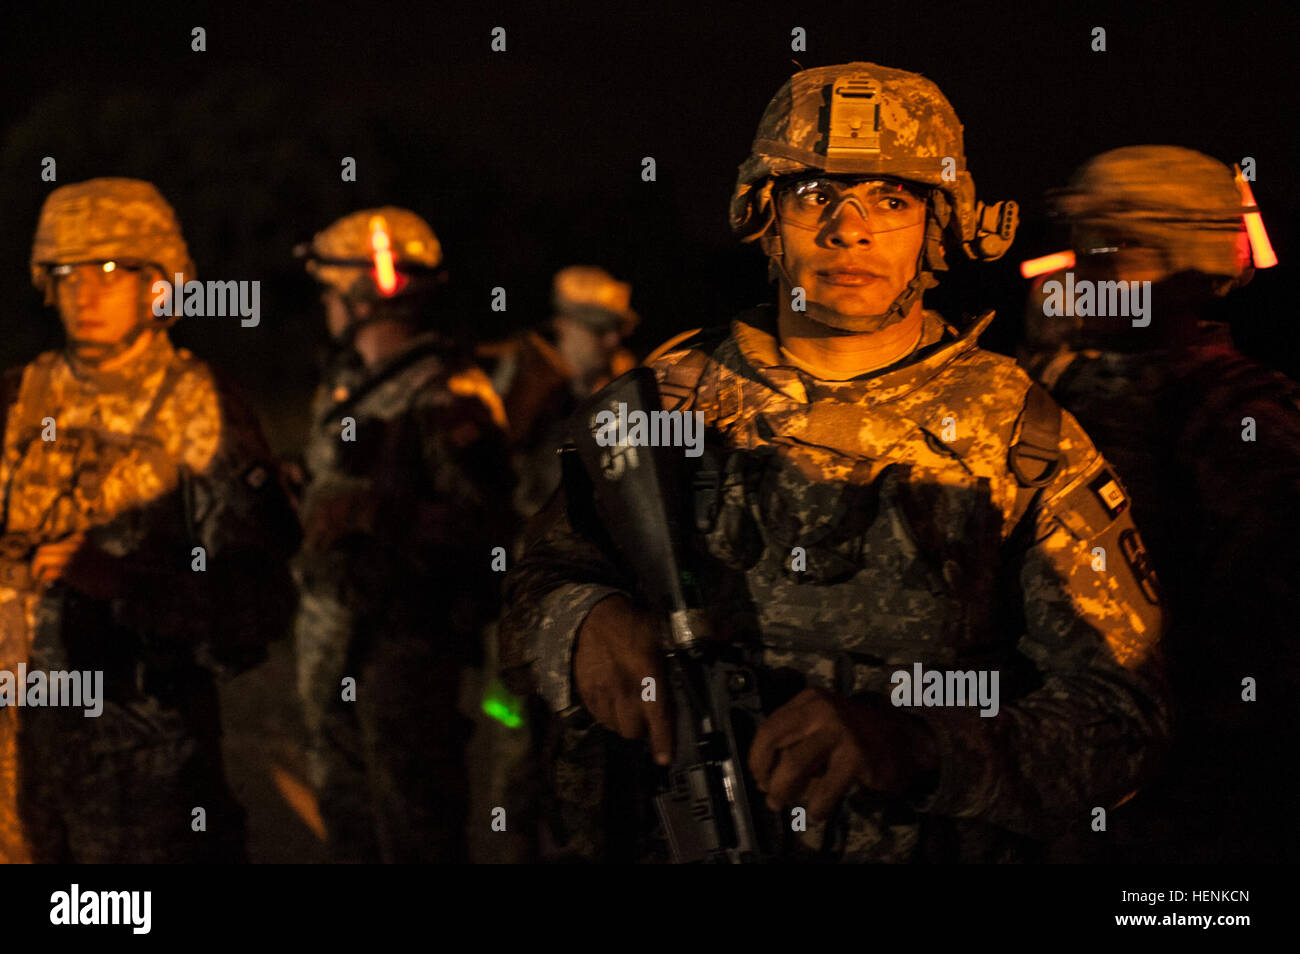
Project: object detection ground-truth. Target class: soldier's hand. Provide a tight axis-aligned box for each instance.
[574,595,673,765]
[748,688,939,820]
[30,533,87,586]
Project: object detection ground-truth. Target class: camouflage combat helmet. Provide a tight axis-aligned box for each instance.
[1048,146,1256,292]
[552,266,639,336]
[732,63,1018,262]
[731,63,1019,330]
[299,207,444,301]
[30,177,195,305]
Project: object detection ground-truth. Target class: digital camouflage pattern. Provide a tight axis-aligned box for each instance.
[730,62,1017,338]
[500,304,1169,862]
[552,266,640,336]
[302,206,444,301]
[730,62,981,261]
[292,332,513,862]
[0,331,299,862]
[30,178,195,301]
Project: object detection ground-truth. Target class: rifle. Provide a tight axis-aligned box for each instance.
[569,367,775,863]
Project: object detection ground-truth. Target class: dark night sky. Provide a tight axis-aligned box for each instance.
[2,0,1297,450]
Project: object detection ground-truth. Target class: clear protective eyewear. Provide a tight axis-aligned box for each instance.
[774,176,928,233]
[49,260,145,290]
[1074,242,1168,276]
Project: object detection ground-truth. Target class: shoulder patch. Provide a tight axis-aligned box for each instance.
[1089,471,1128,518]
[1052,461,1126,540]
[1046,460,1162,605]
[1118,527,1161,605]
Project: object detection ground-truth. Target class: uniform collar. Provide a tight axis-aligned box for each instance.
[62,330,175,393]
[730,304,994,404]
[360,330,450,385]
[322,330,450,417]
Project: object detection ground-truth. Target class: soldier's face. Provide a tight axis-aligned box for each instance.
[54,263,148,345]
[1072,229,1171,286]
[775,177,927,320]
[322,289,354,340]
[555,316,617,379]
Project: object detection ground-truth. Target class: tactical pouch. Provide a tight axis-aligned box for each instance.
[691,449,766,571]
[754,452,883,583]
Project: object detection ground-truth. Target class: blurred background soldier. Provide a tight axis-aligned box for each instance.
[472,265,638,861]
[479,265,638,520]
[0,178,299,862]
[1020,147,1299,861]
[500,63,1169,863]
[292,207,513,862]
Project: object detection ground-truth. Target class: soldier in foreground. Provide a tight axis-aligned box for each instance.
[500,63,1169,862]
[1,178,299,862]
[1020,147,1300,861]
[292,208,512,862]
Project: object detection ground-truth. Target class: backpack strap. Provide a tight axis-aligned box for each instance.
[1008,382,1064,525]
[645,326,727,411]
[658,350,711,410]
[137,357,192,435]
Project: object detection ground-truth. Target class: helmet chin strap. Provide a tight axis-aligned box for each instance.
[68,325,149,366]
[761,208,937,333]
[329,267,430,350]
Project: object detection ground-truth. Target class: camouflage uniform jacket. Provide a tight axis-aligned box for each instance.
[293,332,513,661]
[0,331,299,861]
[501,304,1169,862]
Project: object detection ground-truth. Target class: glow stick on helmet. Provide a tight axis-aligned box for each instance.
[1020,251,1076,279]
[1235,171,1278,269]
[369,215,399,295]
[1048,149,1268,290]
